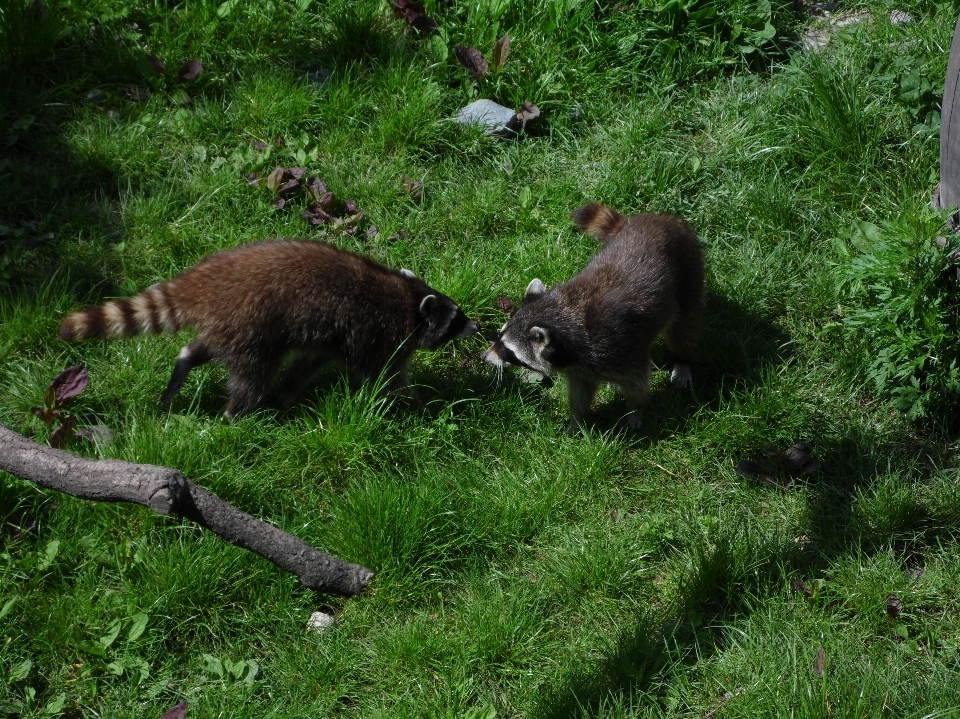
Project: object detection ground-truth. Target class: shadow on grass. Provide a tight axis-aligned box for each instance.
[532,426,960,718]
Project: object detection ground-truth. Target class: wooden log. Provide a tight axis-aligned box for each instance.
[0,423,374,597]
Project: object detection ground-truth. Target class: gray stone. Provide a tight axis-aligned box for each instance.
[455,99,520,136]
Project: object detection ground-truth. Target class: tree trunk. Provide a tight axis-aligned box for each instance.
[0,423,373,597]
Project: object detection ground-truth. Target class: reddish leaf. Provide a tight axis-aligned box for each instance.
[279,179,300,194]
[302,207,337,225]
[274,134,283,147]
[885,593,903,619]
[31,406,61,428]
[496,295,518,317]
[344,199,358,214]
[49,414,76,450]
[146,54,166,74]
[491,35,511,72]
[159,702,187,719]
[402,174,423,200]
[253,141,267,151]
[317,190,335,208]
[51,365,88,406]
[791,579,812,598]
[454,46,488,78]
[366,225,380,239]
[304,178,327,202]
[177,59,202,82]
[274,198,286,210]
[288,167,306,180]
[265,166,285,193]
[410,13,437,32]
[75,425,113,446]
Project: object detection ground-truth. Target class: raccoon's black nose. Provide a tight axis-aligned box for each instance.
[461,320,481,338]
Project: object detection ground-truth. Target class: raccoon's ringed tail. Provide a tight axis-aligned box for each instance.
[570,203,626,241]
[59,284,180,341]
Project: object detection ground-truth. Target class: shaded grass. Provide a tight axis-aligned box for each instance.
[3,0,960,717]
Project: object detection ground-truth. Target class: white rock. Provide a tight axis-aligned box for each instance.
[890,10,912,25]
[307,611,336,633]
[455,99,520,135]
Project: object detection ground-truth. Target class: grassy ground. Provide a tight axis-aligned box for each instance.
[3,0,960,716]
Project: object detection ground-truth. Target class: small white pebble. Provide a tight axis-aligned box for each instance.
[307,611,336,633]
[890,10,912,25]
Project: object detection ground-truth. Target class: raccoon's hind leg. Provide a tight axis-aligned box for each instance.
[272,350,332,412]
[665,304,702,388]
[566,377,598,435]
[223,353,282,419]
[161,340,213,405]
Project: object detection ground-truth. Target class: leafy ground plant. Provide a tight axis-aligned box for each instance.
[2,0,960,717]
[835,212,960,423]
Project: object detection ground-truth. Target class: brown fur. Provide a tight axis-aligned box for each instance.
[482,204,704,432]
[61,240,478,416]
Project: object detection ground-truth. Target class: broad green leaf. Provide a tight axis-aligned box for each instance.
[100,619,122,648]
[37,539,60,571]
[216,0,239,17]
[44,692,66,713]
[0,598,15,621]
[77,640,107,657]
[127,613,149,642]
[9,659,32,682]
[849,220,882,254]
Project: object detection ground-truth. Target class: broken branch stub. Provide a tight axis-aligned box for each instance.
[0,423,373,597]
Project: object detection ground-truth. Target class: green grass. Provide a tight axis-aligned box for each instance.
[3,0,960,716]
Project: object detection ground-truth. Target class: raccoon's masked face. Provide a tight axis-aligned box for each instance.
[416,292,480,350]
[481,278,561,375]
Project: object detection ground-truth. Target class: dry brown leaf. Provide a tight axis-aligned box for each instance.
[454,46,488,78]
[491,35,511,72]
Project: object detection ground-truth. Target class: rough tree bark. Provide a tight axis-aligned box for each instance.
[0,423,374,597]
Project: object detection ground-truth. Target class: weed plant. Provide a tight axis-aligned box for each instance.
[2,0,960,717]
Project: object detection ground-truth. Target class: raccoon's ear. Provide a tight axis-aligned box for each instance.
[524,278,546,302]
[529,326,550,345]
[419,294,439,316]
[400,268,417,279]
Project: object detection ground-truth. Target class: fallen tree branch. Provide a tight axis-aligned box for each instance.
[0,423,374,597]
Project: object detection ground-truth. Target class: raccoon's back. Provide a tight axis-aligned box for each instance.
[583,214,702,307]
[176,240,416,352]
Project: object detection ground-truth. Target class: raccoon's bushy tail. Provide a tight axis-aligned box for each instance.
[570,203,625,242]
[59,283,184,341]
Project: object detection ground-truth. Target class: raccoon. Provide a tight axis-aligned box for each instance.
[60,240,479,417]
[482,203,704,433]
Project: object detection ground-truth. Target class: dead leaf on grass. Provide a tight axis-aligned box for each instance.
[496,295,518,317]
[454,45,488,78]
[885,593,903,619]
[491,35,511,72]
[178,59,202,82]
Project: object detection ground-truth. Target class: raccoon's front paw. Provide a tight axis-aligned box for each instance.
[670,364,692,387]
[622,411,642,431]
